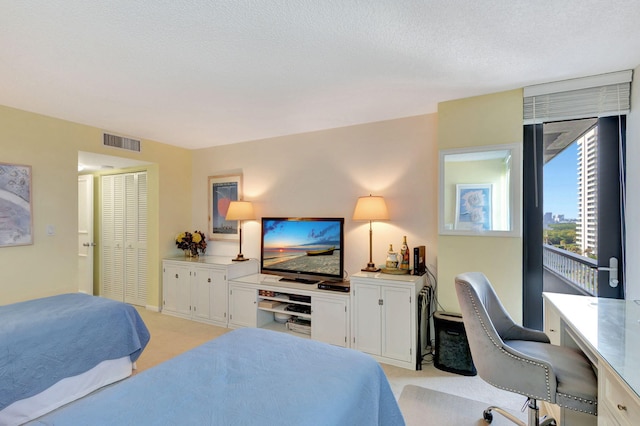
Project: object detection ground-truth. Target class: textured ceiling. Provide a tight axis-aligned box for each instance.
[1,1,639,149]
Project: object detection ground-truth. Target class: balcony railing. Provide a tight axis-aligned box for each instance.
[543,244,597,295]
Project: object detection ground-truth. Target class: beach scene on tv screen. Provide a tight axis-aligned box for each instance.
[262,219,341,276]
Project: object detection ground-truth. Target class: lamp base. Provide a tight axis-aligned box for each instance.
[361,263,380,272]
[232,254,249,262]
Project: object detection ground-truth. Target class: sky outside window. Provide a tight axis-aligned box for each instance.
[544,143,578,219]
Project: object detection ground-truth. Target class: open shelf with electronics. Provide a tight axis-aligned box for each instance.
[228,274,350,347]
[257,289,313,335]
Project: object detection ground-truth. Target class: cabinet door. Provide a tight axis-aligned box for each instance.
[191,266,211,321]
[312,296,348,347]
[228,284,258,328]
[381,285,412,362]
[352,283,381,355]
[209,269,228,325]
[163,262,190,316]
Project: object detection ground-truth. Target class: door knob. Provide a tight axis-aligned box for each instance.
[597,257,619,288]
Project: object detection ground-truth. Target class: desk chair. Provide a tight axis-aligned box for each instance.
[454,272,597,426]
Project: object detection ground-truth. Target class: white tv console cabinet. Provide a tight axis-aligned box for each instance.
[162,257,426,370]
[228,273,351,348]
[162,256,259,327]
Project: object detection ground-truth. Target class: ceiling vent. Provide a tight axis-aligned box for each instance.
[103,133,141,152]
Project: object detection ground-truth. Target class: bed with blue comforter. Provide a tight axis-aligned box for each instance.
[0,293,150,424]
[31,327,404,425]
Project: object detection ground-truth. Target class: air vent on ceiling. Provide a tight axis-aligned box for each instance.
[103,133,141,152]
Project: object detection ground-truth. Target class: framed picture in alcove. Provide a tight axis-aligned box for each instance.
[454,183,492,232]
[208,174,242,240]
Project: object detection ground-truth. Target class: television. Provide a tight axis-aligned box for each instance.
[260,217,344,283]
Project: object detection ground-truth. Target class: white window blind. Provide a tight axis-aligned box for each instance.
[524,70,632,124]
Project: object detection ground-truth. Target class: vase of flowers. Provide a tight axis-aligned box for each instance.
[176,230,207,258]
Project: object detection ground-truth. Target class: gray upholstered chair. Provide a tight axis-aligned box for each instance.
[454,272,597,426]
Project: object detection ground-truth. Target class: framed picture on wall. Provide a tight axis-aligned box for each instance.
[0,162,33,247]
[208,173,242,240]
[455,183,492,231]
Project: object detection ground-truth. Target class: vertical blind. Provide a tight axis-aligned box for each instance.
[523,70,632,123]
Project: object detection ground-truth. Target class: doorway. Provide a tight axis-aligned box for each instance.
[523,117,626,329]
[77,151,152,302]
[78,174,94,294]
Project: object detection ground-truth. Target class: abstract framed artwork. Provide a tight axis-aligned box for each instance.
[455,183,492,232]
[208,173,242,240]
[0,162,33,246]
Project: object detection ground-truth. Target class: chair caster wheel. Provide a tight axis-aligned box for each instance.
[540,418,556,426]
[483,409,493,423]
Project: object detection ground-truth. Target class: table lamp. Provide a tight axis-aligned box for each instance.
[225,201,255,261]
[352,195,389,272]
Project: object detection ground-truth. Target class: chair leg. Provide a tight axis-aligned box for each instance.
[527,399,540,426]
[482,399,556,426]
[483,406,525,426]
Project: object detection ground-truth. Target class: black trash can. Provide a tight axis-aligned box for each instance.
[434,311,477,376]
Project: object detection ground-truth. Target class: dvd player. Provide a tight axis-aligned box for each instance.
[317,282,350,292]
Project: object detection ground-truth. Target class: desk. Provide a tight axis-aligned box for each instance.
[543,292,640,426]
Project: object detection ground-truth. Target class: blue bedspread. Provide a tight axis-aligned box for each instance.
[0,293,150,411]
[32,328,404,426]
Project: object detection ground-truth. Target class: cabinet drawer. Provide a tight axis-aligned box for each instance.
[601,364,640,425]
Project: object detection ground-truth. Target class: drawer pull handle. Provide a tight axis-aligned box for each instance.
[617,404,627,411]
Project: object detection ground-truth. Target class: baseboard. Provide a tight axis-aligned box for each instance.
[145,304,160,312]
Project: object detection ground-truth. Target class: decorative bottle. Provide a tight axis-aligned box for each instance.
[400,236,410,270]
[386,244,399,269]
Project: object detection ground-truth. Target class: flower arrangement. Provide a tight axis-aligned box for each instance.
[176,230,207,256]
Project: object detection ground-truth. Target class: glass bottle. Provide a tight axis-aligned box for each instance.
[386,244,399,269]
[400,236,410,270]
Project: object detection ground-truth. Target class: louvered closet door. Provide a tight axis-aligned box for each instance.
[101,174,125,301]
[124,172,148,306]
[101,172,148,306]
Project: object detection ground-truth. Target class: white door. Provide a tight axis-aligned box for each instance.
[228,284,258,328]
[78,175,94,294]
[101,174,125,301]
[381,286,412,362]
[191,266,211,321]
[162,262,190,316]
[352,283,382,355]
[312,296,348,347]
[209,269,228,325]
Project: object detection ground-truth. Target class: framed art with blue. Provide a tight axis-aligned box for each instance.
[455,183,492,231]
[0,162,33,247]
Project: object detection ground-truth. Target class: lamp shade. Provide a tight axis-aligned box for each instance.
[225,201,255,221]
[352,195,389,221]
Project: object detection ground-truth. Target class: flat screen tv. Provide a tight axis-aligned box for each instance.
[261,217,344,282]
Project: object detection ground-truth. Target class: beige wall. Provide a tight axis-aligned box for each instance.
[0,105,191,306]
[437,89,524,321]
[191,114,439,277]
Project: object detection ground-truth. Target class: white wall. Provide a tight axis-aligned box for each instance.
[625,64,640,299]
[190,114,439,279]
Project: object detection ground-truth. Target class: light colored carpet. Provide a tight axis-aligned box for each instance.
[399,385,527,426]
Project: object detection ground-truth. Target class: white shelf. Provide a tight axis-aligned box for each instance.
[258,303,311,319]
[261,321,311,339]
[259,294,311,307]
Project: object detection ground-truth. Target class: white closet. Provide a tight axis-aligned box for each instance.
[101,171,148,306]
